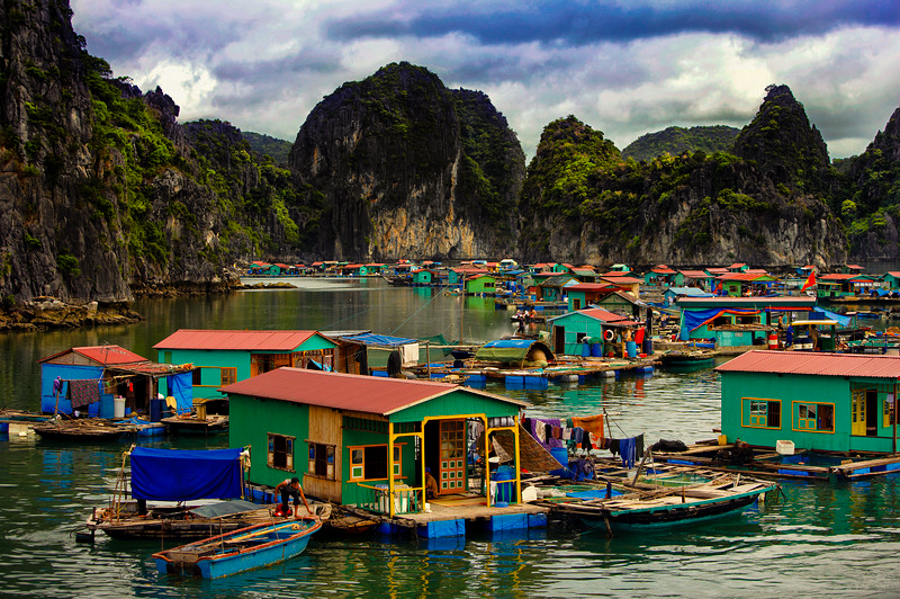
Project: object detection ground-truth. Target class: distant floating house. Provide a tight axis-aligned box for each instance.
[644,265,683,287]
[223,368,528,516]
[817,274,879,299]
[38,345,193,417]
[664,286,714,307]
[154,330,339,400]
[675,296,816,347]
[718,350,900,454]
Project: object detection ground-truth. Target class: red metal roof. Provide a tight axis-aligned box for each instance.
[716,350,900,379]
[599,276,643,284]
[220,368,525,415]
[578,308,638,325]
[679,270,709,278]
[38,345,148,365]
[153,330,324,351]
[568,283,618,292]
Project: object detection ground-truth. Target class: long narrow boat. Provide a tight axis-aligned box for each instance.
[32,418,134,441]
[551,477,776,533]
[152,517,322,579]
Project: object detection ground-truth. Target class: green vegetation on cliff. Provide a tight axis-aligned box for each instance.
[243,131,292,165]
[622,125,739,161]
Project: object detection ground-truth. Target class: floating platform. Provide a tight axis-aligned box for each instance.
[340,494,549,539]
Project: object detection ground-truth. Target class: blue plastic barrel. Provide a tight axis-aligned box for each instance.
[626,341,638,358]
[581,343,590,357]
[98,394,114,419]
[642,338,653,355]
[591,342,602,357]
[149,398,163,422]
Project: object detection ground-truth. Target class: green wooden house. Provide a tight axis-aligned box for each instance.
[222,368,528,517]
[643,265,683,287]
[816,274,878,299]
[154,329,339,400]
[411,269,437,285]
[465,274,497,295]
[718,350,900,454]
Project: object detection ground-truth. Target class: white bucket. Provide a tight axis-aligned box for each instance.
[113,397,126,419]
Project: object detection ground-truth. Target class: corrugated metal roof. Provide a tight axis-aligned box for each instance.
[153,330,323,351]
[716,350,900,379]
[39,345,148,365]
[677,296,816,307]
[220,368,526,415]
[600,276,643,284]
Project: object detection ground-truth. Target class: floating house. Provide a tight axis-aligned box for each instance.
[716,272,778,297]
[664,286,713,307]
[565,283,618,311]
[465,274,498,295]
[223,369,528,517]
[597,275,642,297]
[817,274,879,299]
[594,289,647,321]
[718,350,900,454]
[154,330,339,400]
[331,332,420,374]
[676,296,816,346]
[39,345,193,418]
[679,270,717,291]
[644,265,683,287]
[536,275,579,302]
[548,308,640,356]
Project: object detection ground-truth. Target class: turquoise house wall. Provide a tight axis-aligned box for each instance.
[550,313,605,355]
[389,389,519,423]
[229,394,311,488]
[158,348,250,399]
[722,372,897,453]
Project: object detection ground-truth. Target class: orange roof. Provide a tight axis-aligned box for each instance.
[578,308,638,325]
[154,330,326,351]
[679,270,709,278]
[600,276,643,285]
[220,368,525,415]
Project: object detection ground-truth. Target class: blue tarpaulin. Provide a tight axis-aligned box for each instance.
[682,308,761,335]
[811,307,851,327]
[166,371,193,414]
[131,447,242,501]
[342,333,417,346]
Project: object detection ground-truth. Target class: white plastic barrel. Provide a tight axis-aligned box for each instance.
[113,397,126,419]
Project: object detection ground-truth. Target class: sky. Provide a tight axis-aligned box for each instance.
[71,0,900,160]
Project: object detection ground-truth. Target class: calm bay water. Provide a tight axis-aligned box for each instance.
[2,278,900,597]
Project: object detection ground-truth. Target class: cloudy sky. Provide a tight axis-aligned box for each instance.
[71,0,900,159]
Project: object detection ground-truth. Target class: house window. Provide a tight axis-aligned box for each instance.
[163,351,172,364]
[743,398,781,429]
[884,394,895,428]
[220,367,237,386]
[192,368,202,386]
[308,443,335,480]
[795,402,835,432]
[348,444,402,481]
[575,332,587,343]
[573,299,582,310]
[267,433,295,472]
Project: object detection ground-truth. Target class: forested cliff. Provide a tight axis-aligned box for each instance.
[1,0,900,316]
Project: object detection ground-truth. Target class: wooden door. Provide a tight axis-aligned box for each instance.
[852,390,866,436]
[438,420,466,495]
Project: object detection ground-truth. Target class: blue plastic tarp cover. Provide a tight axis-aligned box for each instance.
[166,371,193,414]
[131,447,242,501]
[342,333,417,346]
[811,307,851,326]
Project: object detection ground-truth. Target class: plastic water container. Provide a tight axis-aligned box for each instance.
[149,398,164,422]
[550,447,568,466]
[591,342,602,357]
[581,343,590,357]
[626,341,638,358]
[776,440,795,456]
[98,394,114,419]
[113,397,126,419]
[642,338,653,356]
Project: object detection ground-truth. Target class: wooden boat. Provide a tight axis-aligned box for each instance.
[550,476,776,533]
[86,500,278,540]
[32,418,134,441]
[161,413,228,435]
[152,517,322,579]
[659,350,715,368]
[381,274,410,286]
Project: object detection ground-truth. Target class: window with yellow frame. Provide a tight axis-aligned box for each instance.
[742,397,781,429]
[884,393,895,428]
[794,402,835,432]
[348,444,402,481]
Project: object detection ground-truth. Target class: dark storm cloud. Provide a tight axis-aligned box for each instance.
[326,1,900,46]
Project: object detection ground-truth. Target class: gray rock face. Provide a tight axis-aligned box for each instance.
[289,62,523,261]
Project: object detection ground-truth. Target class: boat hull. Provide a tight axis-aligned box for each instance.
[578,492,760,530]
[153,518,321,579]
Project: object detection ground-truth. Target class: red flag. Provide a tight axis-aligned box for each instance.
[801,272,816,291]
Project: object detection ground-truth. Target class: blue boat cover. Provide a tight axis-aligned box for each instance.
[131,447,242,501]
[482,339,533,349]
[342,333,417,346]
[811,307,851,326]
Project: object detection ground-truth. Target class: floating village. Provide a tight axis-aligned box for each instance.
[5,258,900,579]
